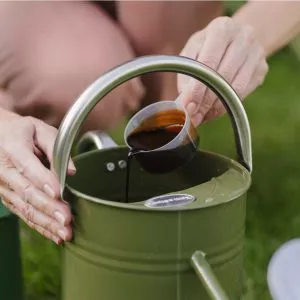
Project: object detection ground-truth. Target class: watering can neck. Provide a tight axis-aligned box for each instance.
[53,55,252,197]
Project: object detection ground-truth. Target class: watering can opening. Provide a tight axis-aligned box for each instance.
[65,146,250,210]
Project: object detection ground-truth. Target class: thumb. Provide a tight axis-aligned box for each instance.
[177,79,202,117]
[32,119,76,176]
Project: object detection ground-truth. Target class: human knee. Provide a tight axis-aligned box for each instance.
[3,2,145,128]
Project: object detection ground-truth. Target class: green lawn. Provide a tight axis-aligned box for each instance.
[20,48,300,300]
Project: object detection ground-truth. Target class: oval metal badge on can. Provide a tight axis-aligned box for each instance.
[145,194,196,208]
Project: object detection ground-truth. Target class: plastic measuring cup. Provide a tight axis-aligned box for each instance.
[124,96,199,173]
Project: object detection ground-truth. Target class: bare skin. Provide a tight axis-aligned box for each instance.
[0,1,299,243]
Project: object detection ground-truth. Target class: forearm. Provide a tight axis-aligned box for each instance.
[118,1,223,55]
[233,1,300,56]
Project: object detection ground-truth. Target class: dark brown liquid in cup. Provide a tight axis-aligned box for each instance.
[127,125,183,150]
[125,109,199,203]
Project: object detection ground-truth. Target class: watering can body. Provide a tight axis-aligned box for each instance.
[52,55,252,300]
[0,204,23,300]
[62,145,249,300]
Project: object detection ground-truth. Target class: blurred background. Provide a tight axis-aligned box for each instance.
[19,1,300,300]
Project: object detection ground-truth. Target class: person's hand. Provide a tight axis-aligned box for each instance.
[178,16,269,126]
[0,109,75,244]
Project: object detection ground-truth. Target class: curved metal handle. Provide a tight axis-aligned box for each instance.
[191,251,230,300]
[76,131,117,154]
[53,55,252,196]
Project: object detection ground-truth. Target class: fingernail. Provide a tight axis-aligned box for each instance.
[69,158,76,169]
[68,166,76,174]
[186,102,197,116]
[68,168,76,176]
[43,184,56,198]
[53,210,66,225]
[53,236,61,245]
[68,162,76,175]
[58,228,68,241]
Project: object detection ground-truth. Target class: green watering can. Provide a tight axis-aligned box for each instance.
[53,55,252,300]
[0,204,23,300]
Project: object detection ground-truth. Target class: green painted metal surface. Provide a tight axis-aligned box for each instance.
[0,201,11,219]
[0,211,23,300]
[61,147,251,300]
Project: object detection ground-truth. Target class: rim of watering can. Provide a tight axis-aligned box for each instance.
[65,148,251,212]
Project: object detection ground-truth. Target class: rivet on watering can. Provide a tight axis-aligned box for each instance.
[118,160,127,169]
[106,162,115,172]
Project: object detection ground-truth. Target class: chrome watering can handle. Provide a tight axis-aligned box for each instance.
[76,131,117,154]
[53,55,252,195]
[191,251,230,300]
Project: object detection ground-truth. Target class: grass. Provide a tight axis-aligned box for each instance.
[20,47,300,300]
